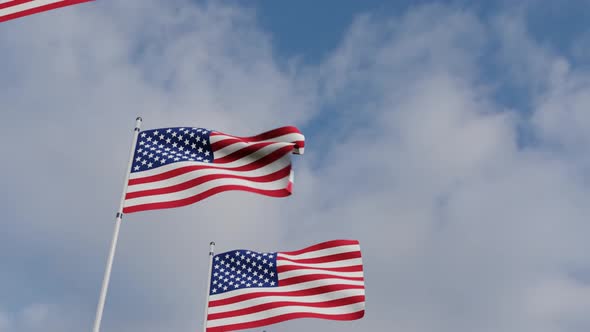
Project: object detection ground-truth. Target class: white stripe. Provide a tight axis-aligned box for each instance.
[212,139,295,160]
[277,258,364,270]
[278,269,364,280]
[278,245,361,261]
[210,133,305,145]
[209,278,365,302]
[129,143,292,180]
[213,141,250,159]
[208,289,365,315]
[0,0,67,16]
[124,175,290,208]
[127,154,291,193]
[207,302,365,328]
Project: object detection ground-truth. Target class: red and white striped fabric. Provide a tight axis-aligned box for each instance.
[122,126,304,213]
[206,240,365,331]
[0,0,92,23]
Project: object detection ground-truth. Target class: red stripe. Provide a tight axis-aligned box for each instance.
[0,0,92,23]
[209,284,365,308]
[279,274,364,287]
[206,310,364,332]
[213,141,276,164]
[125,166,291,199]
[123,184,291,214]
[277,264,363,274]
[212,126,302,142]
[277,251,362,265]
[211,126,304,152]
[128,145,294,186]
[280,240,360,257]
[210,137,244,151]
[0,0,33,10]
[207,295,365,321]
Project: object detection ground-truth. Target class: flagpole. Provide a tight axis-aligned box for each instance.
[203,241,216,332]
[92,117,143,332]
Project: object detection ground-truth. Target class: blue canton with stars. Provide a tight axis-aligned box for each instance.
[131,127,213,173]
[210,250,279,295]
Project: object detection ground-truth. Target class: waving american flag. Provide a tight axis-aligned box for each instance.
[122,126,304,213]
[206,240,365,331]
[0,0,92,23]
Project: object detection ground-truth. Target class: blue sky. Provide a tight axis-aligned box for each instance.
[1,1,590,331]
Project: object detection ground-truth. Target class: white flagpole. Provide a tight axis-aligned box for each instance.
[92,117,143,332]
[203,241,216,332]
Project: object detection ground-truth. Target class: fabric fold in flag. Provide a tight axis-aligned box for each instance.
[0,0,93,23]
[123,126,305,213]
[206,240,365,331]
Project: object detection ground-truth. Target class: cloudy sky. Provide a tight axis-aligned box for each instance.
[1,0,590,331]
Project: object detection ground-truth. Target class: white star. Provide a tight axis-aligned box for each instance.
[204,151,210,156]
[146,137,152,142]
[135,157,141,162]
[184,139,189,145]
[198,147,203,153]
[154,131,159,135]
[134,166,140,171]
[191,143,196,149]
[141,133,146,138]
[166,129,172,133]
[172,132,177,137]
[178,135,183,140]
[270,281,275,286]
[148,162,153,168]
[159,135,164,140]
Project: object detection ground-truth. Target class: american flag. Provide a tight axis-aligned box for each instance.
[206,240,365,331]
[122,126,304,214]
[0,0,92,23]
